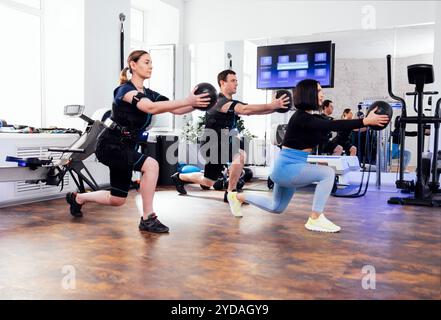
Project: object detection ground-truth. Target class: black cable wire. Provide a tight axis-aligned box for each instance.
[119,13,126,71]
[331,128,375,198]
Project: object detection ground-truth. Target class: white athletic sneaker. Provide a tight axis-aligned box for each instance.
[304,214,341,233]
[227,191,243,218]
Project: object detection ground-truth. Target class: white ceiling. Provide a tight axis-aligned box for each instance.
[249,24,435,59]
[131,1,434,59]
[131,0,165,10]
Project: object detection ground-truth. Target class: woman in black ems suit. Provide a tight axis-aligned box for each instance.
[66,50,210,233]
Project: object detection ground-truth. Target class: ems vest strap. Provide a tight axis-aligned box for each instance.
[108,119,131,136]
[229,101,238,112]
[132,92,146,107]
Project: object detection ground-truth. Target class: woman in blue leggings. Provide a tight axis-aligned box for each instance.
[227,79,390,232]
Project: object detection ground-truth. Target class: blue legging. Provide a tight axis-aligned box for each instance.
[391,143,411,170]
[244,148,335,214]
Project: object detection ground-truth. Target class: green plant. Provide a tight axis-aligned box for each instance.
[181,115,257,143]
[181,115,205,143]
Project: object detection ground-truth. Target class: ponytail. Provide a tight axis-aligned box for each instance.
[120,67,130,85]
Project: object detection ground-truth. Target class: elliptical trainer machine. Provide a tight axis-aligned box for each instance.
[386,55,441,207]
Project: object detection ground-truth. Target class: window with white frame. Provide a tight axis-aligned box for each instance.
[0,0,42,127]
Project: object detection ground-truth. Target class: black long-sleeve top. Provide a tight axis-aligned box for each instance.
[282,110,365,150]
[320,114,334,142]
[333,129,353,145]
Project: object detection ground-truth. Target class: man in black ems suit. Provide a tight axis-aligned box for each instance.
[171,69,288,217]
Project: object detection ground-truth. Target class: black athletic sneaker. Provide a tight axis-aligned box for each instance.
[171,172,187,195]
[66,192,83,217]
[139,214,169,233]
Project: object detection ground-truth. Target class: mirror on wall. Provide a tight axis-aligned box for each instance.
[187,24,435,166]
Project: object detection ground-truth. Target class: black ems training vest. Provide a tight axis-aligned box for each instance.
[111,82,168,140]
[95,83,169,169]
[204,93,242,132]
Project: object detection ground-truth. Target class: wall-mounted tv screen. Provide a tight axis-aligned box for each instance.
[257,41,335,89]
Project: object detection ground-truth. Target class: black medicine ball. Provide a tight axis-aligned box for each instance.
[193,83,218,111]
[366,101,393,131]
[275,89,293,113]
[243,168,253,182]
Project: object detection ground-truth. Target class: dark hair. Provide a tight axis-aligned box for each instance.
[293,79,320,110]
[322,99,333,108]
[341,108,352,119]
[120,50,149,85]
[217,69,236,87]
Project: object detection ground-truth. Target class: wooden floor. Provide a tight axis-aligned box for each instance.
[0,181,439,300]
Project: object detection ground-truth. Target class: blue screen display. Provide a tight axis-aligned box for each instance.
[257,41,334,89]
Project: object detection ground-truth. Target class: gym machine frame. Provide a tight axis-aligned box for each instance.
[386,55,441,207]
[2,105,103,194]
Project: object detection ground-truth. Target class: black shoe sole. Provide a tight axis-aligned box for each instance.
[66,192,83,217]
[70,212,83,218]
[138,226,170,233]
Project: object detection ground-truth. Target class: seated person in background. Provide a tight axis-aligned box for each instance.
[317,100,344,155]
[390,116,417,171]
[331,108,357,156]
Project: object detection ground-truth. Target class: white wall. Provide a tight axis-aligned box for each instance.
[434,3,441,98]
[84,0,131,118]
[432,2,441,153]
[174,0,188,131]
[243,40,269,139]
[155,0,185,100]
[183,0,436,44]
[324,54,434,114]
[44,0,84,128]
[144,0,180,45]
[224,41,245,99]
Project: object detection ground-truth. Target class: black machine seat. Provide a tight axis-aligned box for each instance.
[407,64,434,88]
[60,121,105,162]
